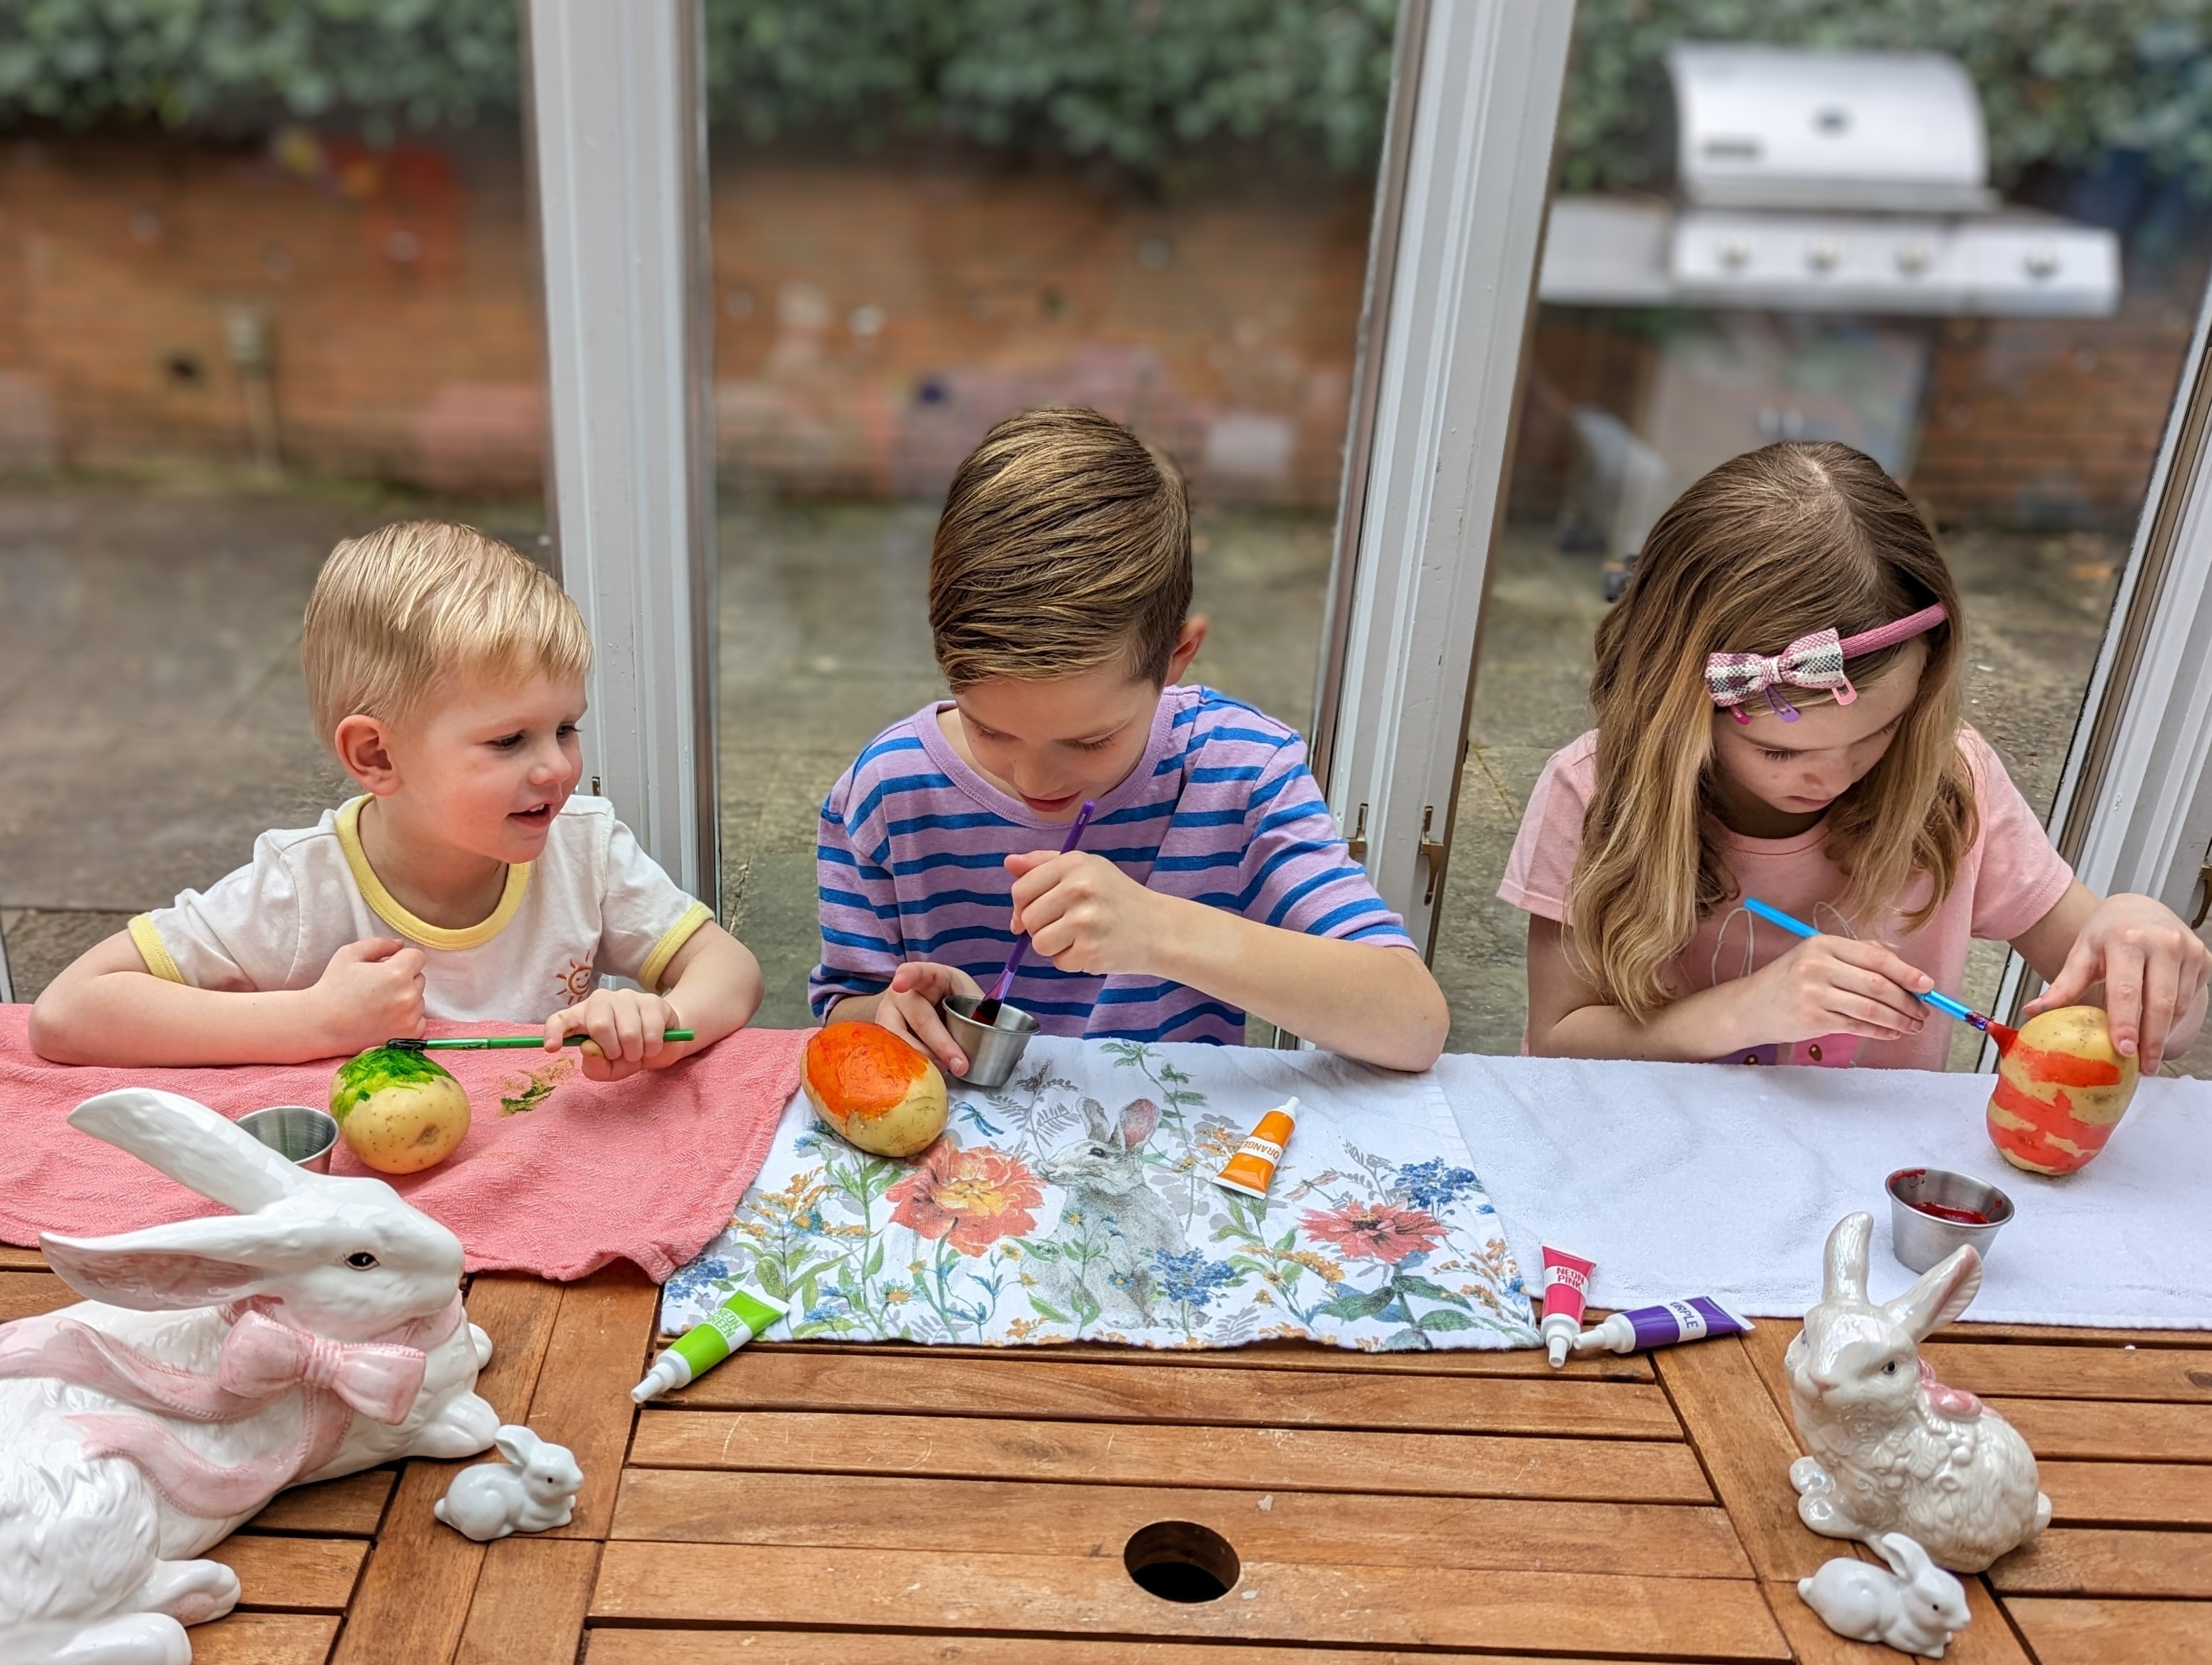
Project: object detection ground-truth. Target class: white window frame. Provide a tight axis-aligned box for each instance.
[523,0,720,905]
[1984,278,2212,1065]
[1310,0,1577,951]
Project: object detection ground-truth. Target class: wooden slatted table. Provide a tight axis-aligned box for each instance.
[3,1244,2206,1663]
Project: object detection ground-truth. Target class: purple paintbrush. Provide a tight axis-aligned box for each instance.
[973,799,1096,1026]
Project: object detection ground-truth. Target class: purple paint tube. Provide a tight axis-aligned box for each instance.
[1572,1297,1753,1356]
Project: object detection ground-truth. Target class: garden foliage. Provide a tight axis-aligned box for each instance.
[1,0,2206,193]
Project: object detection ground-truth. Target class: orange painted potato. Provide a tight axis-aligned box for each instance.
[1986,1005,2140,1175]
[802,1021,948,1158]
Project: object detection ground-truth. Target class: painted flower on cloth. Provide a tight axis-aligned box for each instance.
[886,1142,1045,1256]
[1396,1159,1482,1213]
[1299,1200,1448,1265]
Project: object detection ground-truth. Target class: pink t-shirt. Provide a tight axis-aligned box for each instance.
[1497,728,2075,1070]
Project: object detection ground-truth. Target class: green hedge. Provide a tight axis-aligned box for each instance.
[1,0,2206,193]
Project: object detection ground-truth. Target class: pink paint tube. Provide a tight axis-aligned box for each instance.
[1539,1245,1595,1368]
[1573,1297,1754,1357]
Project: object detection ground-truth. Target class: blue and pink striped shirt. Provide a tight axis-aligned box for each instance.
[810,684,1413,1045]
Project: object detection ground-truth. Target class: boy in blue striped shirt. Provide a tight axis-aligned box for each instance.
[811,407,1449,1073]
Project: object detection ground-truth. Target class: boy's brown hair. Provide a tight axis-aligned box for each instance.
[929,406,1192,689]
[303,520,593,746]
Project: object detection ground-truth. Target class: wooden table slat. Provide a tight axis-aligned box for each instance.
[748,1334,1655,1382]
[1991,1526,2212,1597]
[454,1537,603,1665]
[464,1274,568,1424]
[588,1541,1793,1659]
[326,1459,487,1665]
[246,1471,397,1537]
[2043,1460,2212,1525]
[585,1634,1694,1665]
[1986,1396,2212,1462]
[186,1611,342,1665]
[0,1244,49,1270]
[608,1468,1753,1578]
[630,1407,1713,1503]
[1651,1337,1835,1582]
[0,1267,72,1322]
[2006,1596,2212,1664]
[522,1264,660,1541]
[1949,1322,2212,1347]
[1923,1341,2212,1403]
[673,1348,1680,1438]
[208,1536,368,1613]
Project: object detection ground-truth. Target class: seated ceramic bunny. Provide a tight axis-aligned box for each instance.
[434,1424,585,1540]
[0,1088,500,1664]
[1787,1212,2051,1573]
[1799,1531,1973,1658]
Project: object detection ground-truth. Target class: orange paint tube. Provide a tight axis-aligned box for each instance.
[1212,1097,1299,1199]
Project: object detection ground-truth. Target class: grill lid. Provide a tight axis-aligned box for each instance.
[1669,44,1996,214]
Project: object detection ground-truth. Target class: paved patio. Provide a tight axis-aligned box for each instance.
[6,476,2200,1073]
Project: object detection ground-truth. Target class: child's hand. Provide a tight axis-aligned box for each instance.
[548,987,683,1082]
[313,937,427,1053]
[1005,850,1170,977]
[1733,934,1933,1045]
[870,962,985,1076]
[2025,892,2211,1072]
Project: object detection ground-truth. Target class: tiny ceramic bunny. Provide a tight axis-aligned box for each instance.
[0,1088,498,1664]
[434,1425,585,1541]
[1799,1531,1974,1657]
[1788,1212,2050,1572]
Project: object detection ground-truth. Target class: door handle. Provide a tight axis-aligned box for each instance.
[2191,858,2211,930]
[1419,805,1449,907]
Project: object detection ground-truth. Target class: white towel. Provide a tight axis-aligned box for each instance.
[1439,1055,2212,1329]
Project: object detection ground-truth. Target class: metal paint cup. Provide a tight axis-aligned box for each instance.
[941,994,1041,1089]
[1886,1167,2014,1274]
[237,1105,339,1173]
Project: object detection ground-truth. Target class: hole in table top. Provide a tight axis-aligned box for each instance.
[1124,1520,1240,1603]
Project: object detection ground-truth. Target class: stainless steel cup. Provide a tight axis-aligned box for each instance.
[941,994,1041,1090]
[1886,1166,2014,1274]
[237,1105,340,1172]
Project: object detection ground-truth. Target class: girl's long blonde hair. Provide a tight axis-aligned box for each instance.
[1570,441,1976,1020]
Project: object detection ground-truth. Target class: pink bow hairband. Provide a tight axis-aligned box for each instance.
[1706,604,1948,724]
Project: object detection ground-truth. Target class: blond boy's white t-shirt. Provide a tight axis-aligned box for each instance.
[128,795,713,1023]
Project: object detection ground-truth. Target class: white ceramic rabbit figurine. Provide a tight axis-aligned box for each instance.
[0,1088,499,1665]
[1787,1212,2050,1573]
[1799,1531,1974,1657]
[433,1424,585,1540]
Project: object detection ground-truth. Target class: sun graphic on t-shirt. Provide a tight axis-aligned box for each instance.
[557,959,597,1002]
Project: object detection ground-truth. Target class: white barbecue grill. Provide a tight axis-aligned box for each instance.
[1539,44,2119,317]
[1532,44,2121,568]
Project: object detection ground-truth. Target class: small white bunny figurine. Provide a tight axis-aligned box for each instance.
[434,1425,585,1540]
[1799,1531,1974,1657]
[0,1088,498,1665]
[1788,1212,2051,1573]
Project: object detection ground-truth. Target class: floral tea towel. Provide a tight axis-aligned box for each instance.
[663,1037,1540,1352]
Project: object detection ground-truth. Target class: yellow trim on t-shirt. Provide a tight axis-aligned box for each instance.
[333,795,533,952]
[128,913,186,984]
[639,901,713,992]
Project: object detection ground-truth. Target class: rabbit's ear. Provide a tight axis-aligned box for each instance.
[69,1088,306,1216]
[493,1426,538,1465]
[1873,1532,1930,1581]
[1080,1098,1112,1143]
[1884,1244,1981,1342]
[1820,1212,1872,1304]
[1119,1097,1161,1151]
[38,1209,330,1308]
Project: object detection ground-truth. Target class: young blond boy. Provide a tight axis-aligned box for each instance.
[32,522,762,1078]
[814,407,1449,1073]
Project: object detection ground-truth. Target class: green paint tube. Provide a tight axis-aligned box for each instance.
[630,1287,790,1403]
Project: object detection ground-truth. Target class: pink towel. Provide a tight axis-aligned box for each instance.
[0,1007,806,1283]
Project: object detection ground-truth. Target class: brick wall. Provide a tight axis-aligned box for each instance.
[0,124,2200,528]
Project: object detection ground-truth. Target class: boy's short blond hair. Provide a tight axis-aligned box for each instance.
[303,520,593,744]
[929,407,1192,689]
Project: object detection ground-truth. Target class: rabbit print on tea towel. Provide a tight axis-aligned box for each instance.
[0,1089,498,1664]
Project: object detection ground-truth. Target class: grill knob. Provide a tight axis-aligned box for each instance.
[2024,246,2060,278]
[1806,240,1841,273]
[1719,236,1752,271]
[1896,241,1932,276]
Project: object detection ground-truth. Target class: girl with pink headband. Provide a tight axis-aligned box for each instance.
[1497,441,2207,1072]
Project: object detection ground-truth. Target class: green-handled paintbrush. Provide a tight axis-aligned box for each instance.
[385,1030,695,1051]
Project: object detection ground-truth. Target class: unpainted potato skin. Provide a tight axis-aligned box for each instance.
[1986,1005,2139,1175]
[803,1022,948,1158]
